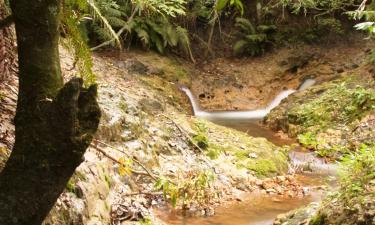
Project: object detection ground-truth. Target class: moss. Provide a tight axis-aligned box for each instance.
[188,118,289,177]
[246,159,278,177]
[309,213,326,225]
[193,133,209,149]
[206,144,224,159]
[118,101,128,112]
[267,76,375,159]
[66,179,75,193]
[287,79,375,133]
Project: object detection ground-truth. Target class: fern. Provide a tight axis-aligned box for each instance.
[61,12,96,86]
[85,0,122,48]
[232,17,276,56]
[234,17,256,34]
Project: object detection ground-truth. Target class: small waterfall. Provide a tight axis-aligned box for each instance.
[298,79,316,91]
[181,79,316,119]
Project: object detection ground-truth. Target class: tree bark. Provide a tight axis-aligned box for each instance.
[0,0,16,82]
[0,1,101,225]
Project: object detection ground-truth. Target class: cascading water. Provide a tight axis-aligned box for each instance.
[180,79,316,120]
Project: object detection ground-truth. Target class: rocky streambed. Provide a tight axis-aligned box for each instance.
[154,85,339,225]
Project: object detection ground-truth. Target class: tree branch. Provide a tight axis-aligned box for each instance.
[0,15,14,30]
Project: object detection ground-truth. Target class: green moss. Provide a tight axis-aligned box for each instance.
[66,179,75,193]
[309,213,326,225]
[246,159,278,177]
[206,144,224,159]
[140,216,154,225]
[235,151,288,177]
[118,101,128,112]
[193,133,209,149]
[187,118,289,177]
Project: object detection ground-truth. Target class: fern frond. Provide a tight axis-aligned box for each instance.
[245,34,267,42]
[233,39,247,55]
[85,0,122,48]
[63,16,96,86]
[235,17,255,34]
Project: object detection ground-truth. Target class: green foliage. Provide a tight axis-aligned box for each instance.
[84,0,190,55]
[270,0,358,15]
[338,145,375,204]
[216,0,244,15]
[66,179,75,193]
[206,144,224,159]
[154,170,215,208]
[140,216,154,225]
[62,0,123,85]
[127,17,191,54]
[298,132,318,149]
[233,17,276,56]
[288,81,375,133]
[193,133,209,149]
[192,120,209,149]
[316,18,343,34]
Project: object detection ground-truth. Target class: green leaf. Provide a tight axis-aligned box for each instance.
[216,0,229,11]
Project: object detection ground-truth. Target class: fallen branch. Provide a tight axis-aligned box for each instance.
[92,139,159,181]
[90,143,157,180]
[160,115,204,152]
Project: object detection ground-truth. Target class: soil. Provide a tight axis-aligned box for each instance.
[189,35,374,111]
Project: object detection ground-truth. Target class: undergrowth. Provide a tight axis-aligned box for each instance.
[288,80,375,133]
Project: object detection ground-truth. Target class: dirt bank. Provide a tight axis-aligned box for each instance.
[189,36,374,111]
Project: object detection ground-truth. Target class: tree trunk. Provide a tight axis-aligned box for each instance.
[0,0,16,82]
[0,1,101,225]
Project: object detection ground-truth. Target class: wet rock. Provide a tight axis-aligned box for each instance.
[125,59,149,75]
[205,207,215,216]
[285,53,314,73]
[273,202,319,225]
[139,98,164,114]
[262,179,276,189]
[248,153,258,159]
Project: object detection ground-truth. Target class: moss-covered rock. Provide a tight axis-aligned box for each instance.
[265,75,375,158]
[189,119,289,177]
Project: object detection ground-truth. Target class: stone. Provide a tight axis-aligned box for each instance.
[139,98,164,114]
[125,59,149,75]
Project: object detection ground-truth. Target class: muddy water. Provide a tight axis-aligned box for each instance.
[155,172,330,225]
[157,80,335,225]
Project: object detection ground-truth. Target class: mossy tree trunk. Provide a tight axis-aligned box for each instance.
[0,1,101,225]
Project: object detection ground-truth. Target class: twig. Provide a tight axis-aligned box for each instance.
[92,139,159,181]
[160,115,204,152]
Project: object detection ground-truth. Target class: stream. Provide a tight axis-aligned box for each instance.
[157,79,337,225]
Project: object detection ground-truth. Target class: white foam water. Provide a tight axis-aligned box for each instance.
[181,79,316,119]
